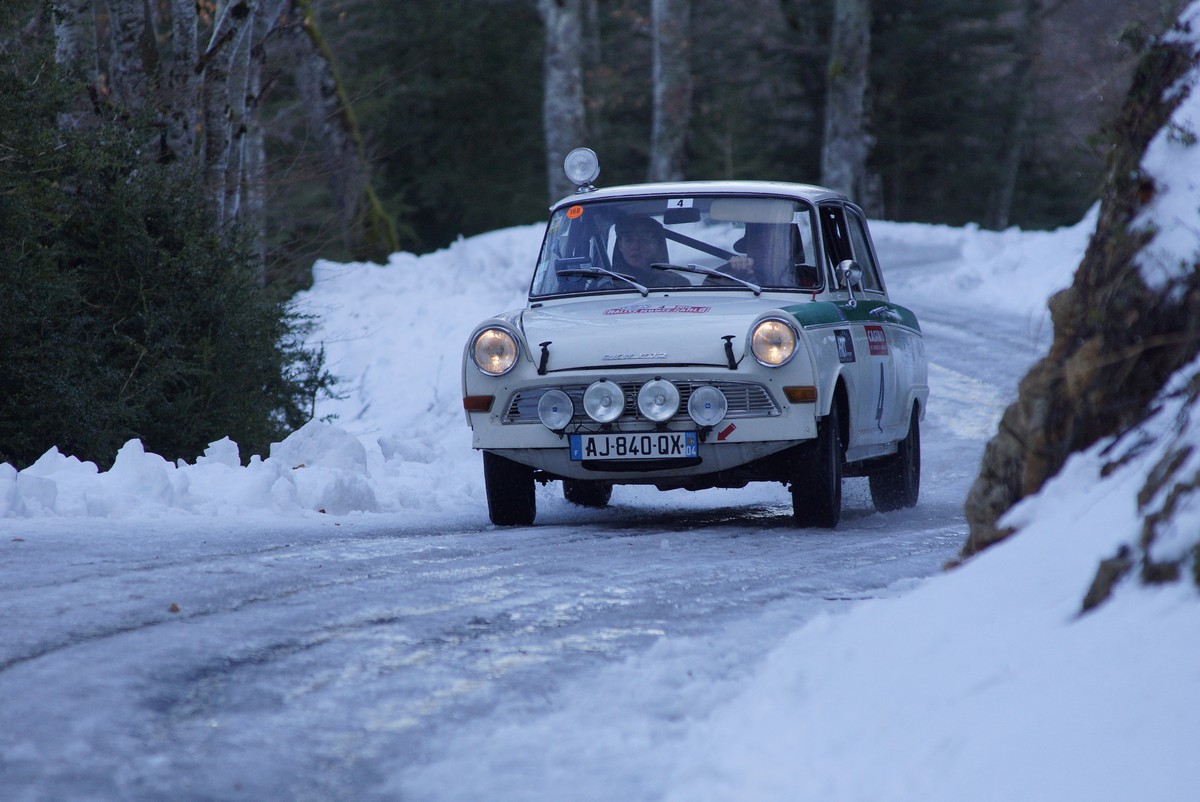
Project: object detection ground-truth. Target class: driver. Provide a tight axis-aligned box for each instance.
[716,223,819,288]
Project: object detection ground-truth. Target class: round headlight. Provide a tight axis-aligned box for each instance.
[537,389,574,430]
[750,319,797,367]
[687,385,728,427]
[472,327,520,376]
[583,380,625,423]
[637,378,680,422]
[563,147,600,187]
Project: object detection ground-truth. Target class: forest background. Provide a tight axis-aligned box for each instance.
[268,0,1185,279]
[0,0,1186,469]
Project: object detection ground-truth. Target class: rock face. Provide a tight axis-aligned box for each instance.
[963,22,1200,558]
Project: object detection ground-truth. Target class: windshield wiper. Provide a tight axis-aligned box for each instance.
[556,267,650,296]
[651,263,761,295]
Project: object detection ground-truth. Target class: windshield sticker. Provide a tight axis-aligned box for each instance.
[567,205,584,219]
[835,329,856,363]
[668,198,694,209]
[604,303,711,315]
[865,325,888,356]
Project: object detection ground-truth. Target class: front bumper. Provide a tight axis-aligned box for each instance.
[464,365,818,481]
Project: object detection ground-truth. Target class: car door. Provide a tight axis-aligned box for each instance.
[818,202,899,450]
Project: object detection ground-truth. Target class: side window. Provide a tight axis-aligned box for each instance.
[819,204,853,287]
[845,210,883,293]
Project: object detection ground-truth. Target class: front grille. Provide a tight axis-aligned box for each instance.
[503,380,780,424]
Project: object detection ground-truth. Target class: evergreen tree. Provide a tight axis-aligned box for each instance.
[0,47,332,469]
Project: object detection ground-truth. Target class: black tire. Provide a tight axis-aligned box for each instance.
[792,400,843,528]
[869,407,921,512]
[483,451,536,526]
[562,479,613,508]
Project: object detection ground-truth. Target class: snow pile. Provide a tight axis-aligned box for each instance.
[0,216,1086,520]
[872,208,1095,318]
[662,355,1200,802]
[1135,3,1200,289]
[0,423,381,519]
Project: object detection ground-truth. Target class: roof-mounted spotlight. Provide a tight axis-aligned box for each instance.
[563,147,600,193]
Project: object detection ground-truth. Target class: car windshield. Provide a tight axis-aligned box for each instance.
[529,195,823,298]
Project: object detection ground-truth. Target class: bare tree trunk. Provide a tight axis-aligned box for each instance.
[538,0,587,201]
[243,5,272,277]
[50,0,394,269]
[104,0,156,112]
[291,0,397,261]
[224,11,255,223]
[821,0,875,209]
[986,0,1042,230]
[52,0,101,128]
[161,0,199,164]
[648,0,692,182]
[202,59,231,225]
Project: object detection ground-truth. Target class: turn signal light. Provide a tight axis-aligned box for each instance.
[783,386,817,403]
[463,395,495,412]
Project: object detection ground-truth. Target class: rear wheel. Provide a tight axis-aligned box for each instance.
[483,451,536,526]
[791,401,843,528]
[869,407,921,512]
[562,479,612,508]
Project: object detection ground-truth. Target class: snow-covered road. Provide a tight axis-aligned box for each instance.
[0,219,1075,800]
[2,504,966,800]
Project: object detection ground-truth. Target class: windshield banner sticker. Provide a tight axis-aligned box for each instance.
[604,303,711,315]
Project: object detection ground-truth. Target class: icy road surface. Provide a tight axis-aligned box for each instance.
[0,230,1054,801]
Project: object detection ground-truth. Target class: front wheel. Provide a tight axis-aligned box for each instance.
[869,407,921,512]
[791,401,843,528]
[483,451,536,526]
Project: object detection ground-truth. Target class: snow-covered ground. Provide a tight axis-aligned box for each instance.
[6,14,1200,787]
[3,201,1196,799]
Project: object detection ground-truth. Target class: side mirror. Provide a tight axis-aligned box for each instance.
[837,259,863,309]
[837,259,863,290]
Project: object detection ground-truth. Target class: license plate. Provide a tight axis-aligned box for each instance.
[569,431,698,461]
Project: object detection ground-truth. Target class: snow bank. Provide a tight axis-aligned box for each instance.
[662,354,1200,802]
[0,212,1092,520]
[872,208,1095,319]
[1134,4,1200,290]
[0,422,379,519]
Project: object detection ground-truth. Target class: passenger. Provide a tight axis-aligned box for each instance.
[612,215,674,286]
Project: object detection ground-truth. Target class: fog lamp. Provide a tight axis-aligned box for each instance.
[583,380,624,423]
[537,389,574,430]
[637,379,680,422]
[687,385,728,427]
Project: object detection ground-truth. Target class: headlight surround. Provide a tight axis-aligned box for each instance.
[750,318,798,367]
[537,389,574,430]
[687,385,728,427]
[583,380,625,423]
[637,378,680,422]
[471,327,520,376]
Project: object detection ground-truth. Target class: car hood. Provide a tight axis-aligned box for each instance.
[519,294,799,370]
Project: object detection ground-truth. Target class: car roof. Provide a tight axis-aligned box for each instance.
[549,180,849,211]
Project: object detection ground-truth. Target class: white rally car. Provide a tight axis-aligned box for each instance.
[463,149,927,527]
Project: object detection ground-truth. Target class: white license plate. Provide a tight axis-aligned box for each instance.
[569,431,698,461]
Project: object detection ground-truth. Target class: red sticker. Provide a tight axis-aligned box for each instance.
[865,325,888,356]
[717,423,737,441]
[566,205,584,219]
